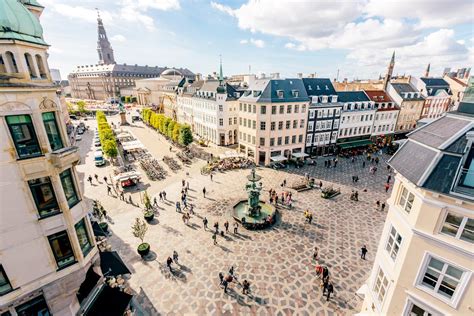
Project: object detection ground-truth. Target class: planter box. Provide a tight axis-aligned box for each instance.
[321,190,341,199]
[137,243,150,257]
[144,212,154,222]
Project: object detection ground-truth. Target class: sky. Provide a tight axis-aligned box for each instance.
[39,0,474,81]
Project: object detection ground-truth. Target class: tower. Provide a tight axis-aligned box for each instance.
[96,10,115,65]
[383,51,395,90]
[425,63,430,77]
[217,55,226,94]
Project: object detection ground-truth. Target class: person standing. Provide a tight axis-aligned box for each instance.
[166,257,173,271]
[212,232,217,245]
[163,191,167,200]
[175,201,181,212]
[224,221,229,233]
[173,250,179,264]
[210,173,213,181]
[107,186,112,195]
[313,247,319,261]
[361,245,368,260]
[88,175,93,185]
[242,280,250,295]
[203,217,208,230]
[94,174,99,182]
[214,222,219,233]
[234,223,238,234]
[381,203,386,212]
[203,187,206,198]
[326,282,334,301]
[159,192,163,201]
[385,183,390,192]
[219,272,224,285]
[229,266,234,276]
[376,200,380,209]
[103,176,108,184]
[120,191,124,201]
[362,161,366,168]
[153,197,158,207]
[387,174,391,183]
[222,279,228,293]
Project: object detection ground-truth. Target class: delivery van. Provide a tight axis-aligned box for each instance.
[94,152,105,166]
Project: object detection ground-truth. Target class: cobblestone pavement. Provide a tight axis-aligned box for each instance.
[76,116,392,315]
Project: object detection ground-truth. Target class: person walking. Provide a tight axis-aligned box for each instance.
[182,179,185,187]
[362,161,366,168]
[166,257,173,271]
[376,200,380,209]
[203,217,208,230]
[224,221,229,233]
[88,175,93,185]
[94,174,99,182]
[385,183,390,192]
[103,176,108,184]
[120,191,124,201]
[222,279,228,293]
[173,250,179,264]
[229,266,234,276]
[214,222,219,233]
[326,282,334,301]
[212,232,217,245]
[381,203,386,212]
[153,197,158,208]
[361,245,368,260]
[128,195,133,205]
[387,174,391,183]
[313,247,319,261]
[242,280,250,295]
[107,186,112,195]
[234,223,238,234]
[159,192,163,201]
[163,191,167,200]
[219,272,224,285]
[308,213,313,224]
[210,174,213,181]
[203,187,206,198]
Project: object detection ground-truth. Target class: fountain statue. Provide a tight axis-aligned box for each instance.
[118,101,128,126]
[232,168,277,230]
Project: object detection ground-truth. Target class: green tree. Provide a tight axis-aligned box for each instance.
[103,139,118,159]
[179,125,193,146]
[77,100,86,113]
[172,123,180,142]
[143,191,151,211]
[131,217,148,243]
[167,121,175,139]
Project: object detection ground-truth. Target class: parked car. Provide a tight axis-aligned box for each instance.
[77,128,84,135]
[75,134,82,141]
[94,151,105,166]
[94,139,101,147]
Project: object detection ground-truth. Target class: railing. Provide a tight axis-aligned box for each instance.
[50,146,80,168]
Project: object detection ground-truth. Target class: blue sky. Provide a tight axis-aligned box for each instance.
[40,0,473,80]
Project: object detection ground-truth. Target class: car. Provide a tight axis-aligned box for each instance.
[94,140,101,147]
[77,128,84,135]
[95,147,103,154]
[94,151,105,166]
[75,134,82,141]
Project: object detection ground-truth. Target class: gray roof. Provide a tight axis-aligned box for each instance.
[389,140,438,185]
[302,78,336,96]
[337,91,370,103]
[390,83,424,101]
[423,154,461,194]
[239,78,308,103]
[409,116,471,149]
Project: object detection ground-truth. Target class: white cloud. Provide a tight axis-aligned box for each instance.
[211,1,236,17]
[111,34,126,43]
[285,42,306,51]
[239,39,248,44]
[121,0,180,11]
[240,38,265,48]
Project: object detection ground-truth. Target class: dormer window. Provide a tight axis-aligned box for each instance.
[312,96,319,103]
[308,85,312,90]
[277,90,284,98]
[322,96,328,103]
[292,90,299,98]
[316,85,320,90]
[331,95,338,102]
[325,85,329,90]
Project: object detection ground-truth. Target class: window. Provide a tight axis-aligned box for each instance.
[244,104,247,112]
[271,122,276,131]
[286,121,290,129]
[270,138,275,146]
[28,177,60,218]
[259,138,265,146]
[229,118,232,125]
[252,120,256,129]
[261,105,266,114]
[219,105,223,111]
[219,118,223,126]
[234,117,237,124]
[260,122,266,130]
[239,117,242,125]
[399,186,414,213]
[287,105,292,113]
[75,218,93,256]
[271,106,277,114]
[292,135,296,144]
[60,169,80,208]
[6,115,42,159]
[277,90,284,98]
[253,105,256,113]
[0,265,13,296]
[302,104,306,112]
[252,136,255,145]
[373,267,389,304]
[308,122,314,131]
[279,105,284,114]
[284,136,289,144]
[277,137,282,145]
[294,104,299,113]
[239,103,242,111]
[309,110,315,119]
[441,213,473,243]
[333,120,339,129]
[420,256,465,301]
[406,302,435,316]
[306,135,312,144]
[278,121,283,130]
[293,120,297,128]
[385,226,402,260]
[300,119,305,128]
[42,112,63,151]
[48,231,76,268]
[15,295,51,316]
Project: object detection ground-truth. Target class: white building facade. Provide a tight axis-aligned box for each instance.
[364,90,400,145]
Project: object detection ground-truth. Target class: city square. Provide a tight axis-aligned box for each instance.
[75,114,391,315]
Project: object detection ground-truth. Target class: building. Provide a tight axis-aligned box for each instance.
[364,90,400,145]
[386,82,425,138]
[336,91,376,150]
[360,107,474,315]
[302,78,342,156]
[411,77,452,119]
[238,78,309,165]
[443,75,469,110]
[68,13,193,101]
[0,0,102,313]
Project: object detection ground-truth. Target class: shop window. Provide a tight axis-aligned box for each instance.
[0,265,13,296]
[16,295,50,316]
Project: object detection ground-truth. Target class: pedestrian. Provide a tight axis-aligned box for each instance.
[153,197,158,207]
[362,161,366,168]
[381,203,386,212]
[203,187,206,198]
[120,191,124,201]
[166,256,173,271]
[319,181,323,189]
[107,186,112,195]
[351,157,355,163]
[385,183,390,192]
[229,266,234,276]
[322,266,329,280]
[88,175,93,185]
[169,146,172,152]
[234,223,238,234]
[324,160,327,168]
[182,179,185,187]
[163,191,167,200]
[103,176,108,184]
[186,181,190,190]
[173,250,179,264]
[308,213,313,224]
[219,272,224,285]
[203,217,208,230]
[210,174,213,181]
[242,280,250,295]
[326,282,334,301]
[334,158,338,167]
[128,195,133,205]
[214,222,219,233]
[387,175,392,183]
[189,204,194,215]
[376,200,380,209]
[361,245,368,260]
[159,192,163,201]
[224,221,229,233]
[313,247,319,261]
[94,174,99,182]
[322,276,330,294]
[222,279,228,293]
[175,201,181,212]
[212,232,217,245]
[283,179,287,187]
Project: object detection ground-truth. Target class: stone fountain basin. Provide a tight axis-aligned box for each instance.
[232,200,277,230]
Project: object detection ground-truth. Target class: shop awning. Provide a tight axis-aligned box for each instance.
[100,251,131,277]
[270,155,287,162]
[84,286,133,316]
[292,152,309,158]
[338,139,372,149]
[92,221,108,237]
[77,267,101,303]
[122,140,145,151]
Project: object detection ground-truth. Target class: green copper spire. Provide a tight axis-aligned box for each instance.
[219,55,223,83]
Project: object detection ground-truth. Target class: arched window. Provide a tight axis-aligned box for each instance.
[24,53,37,78]
[5,51,19,73]
[35,54,47,79]
[0,54,6,73]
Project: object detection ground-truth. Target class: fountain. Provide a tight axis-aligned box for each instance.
[232,168,277,230]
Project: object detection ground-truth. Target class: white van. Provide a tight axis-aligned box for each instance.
[94,152,105,166]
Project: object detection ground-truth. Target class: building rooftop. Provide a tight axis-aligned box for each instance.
[337,91,370,103]
[390,83,424,101]
[364,90,393,103]
[302,78,337,96]
[239,78,309,103]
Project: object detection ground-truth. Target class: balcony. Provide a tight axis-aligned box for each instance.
[50,146,80,169]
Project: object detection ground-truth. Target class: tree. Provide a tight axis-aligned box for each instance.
[172,123,180,142]
[77,100,86,113]
[103,139,118,159]
[143,190,152,211]
[167,121,175,139]
[179,125,193,146]
[131,217,148,243]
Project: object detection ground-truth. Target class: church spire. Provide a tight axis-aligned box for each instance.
[96,9,115,65]
[218,54,224,83]
[383,51,395,91]
[425,63,430,77]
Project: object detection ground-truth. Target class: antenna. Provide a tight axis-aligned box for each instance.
[96,8,101,20]
[336,69,340,82]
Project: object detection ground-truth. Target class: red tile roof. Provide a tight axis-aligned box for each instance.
[364,90,399,111]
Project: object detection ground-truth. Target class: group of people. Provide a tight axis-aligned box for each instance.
[324,158,338,168]
[314,251,334,302]
[166,250,180,271]
[269,189,292,207]
[218,266,251,295]
[88,173,137,205]
[304,210,314,224]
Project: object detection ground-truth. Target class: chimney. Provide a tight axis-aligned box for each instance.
[195,73,202,81]
[297,73,303,79]
[271,72,280,79]
[309,73,315,78]
[259,73,266,79]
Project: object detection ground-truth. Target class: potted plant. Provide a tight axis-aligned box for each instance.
[93,200,109,232]
[132,217,150,257]
[142,191,154,222]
